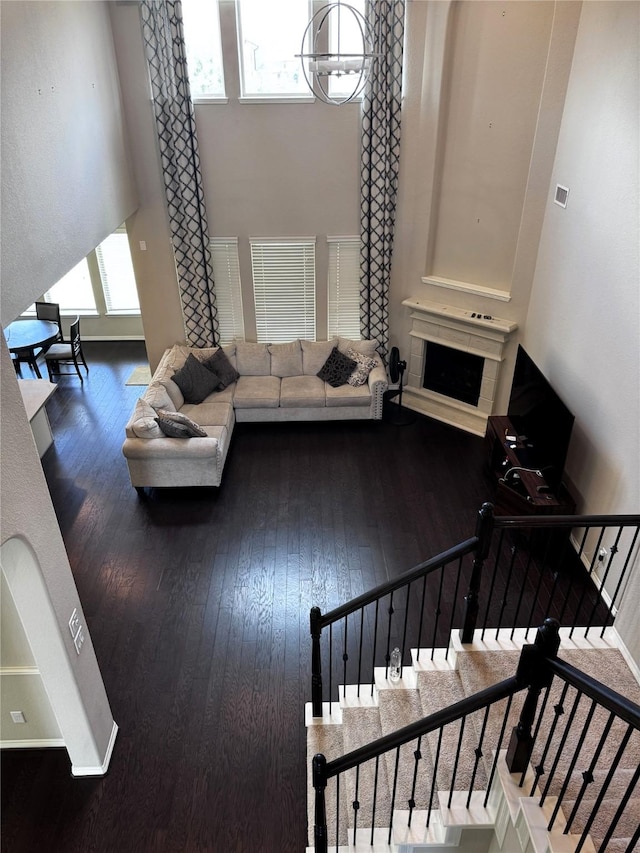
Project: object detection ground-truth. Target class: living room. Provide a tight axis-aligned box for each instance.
[1,1,638,851]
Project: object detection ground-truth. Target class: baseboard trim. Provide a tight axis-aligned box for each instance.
[71,720,118,777]
[0,738,65,749]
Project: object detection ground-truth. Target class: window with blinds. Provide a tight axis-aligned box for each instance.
[96,229,140,314]
[327,236,361,339]
[210,238,244,343]
[250,239,316,342]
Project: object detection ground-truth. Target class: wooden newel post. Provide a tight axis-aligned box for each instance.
[310,606,324,718]
[461,502,495,643]
[313,753,328,853]
[506,618,561,773]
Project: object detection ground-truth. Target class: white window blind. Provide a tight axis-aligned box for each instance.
[210,238,244,343]
[96,230,140,314]
[45,260,97,314]
[327,236,361,339]
[250,239,316,342]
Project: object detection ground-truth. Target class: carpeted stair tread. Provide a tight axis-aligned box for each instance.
[378,688,437,811]
[307,723,349,846]
[562,797,640,846]
[342,705,393,828]
[417,668,488,792]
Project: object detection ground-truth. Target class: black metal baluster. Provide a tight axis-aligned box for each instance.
[511,547,534,640]
[541,684,579,805]
[592,753,640,851]
[417,574,427,662]
[447,556,463,661]
[370,600,380,698]
[388,746,400,845]
[370,755,379,846]
[400,582,412,678]
[352,765,360,845]
[585,529,620,634]
[448,716,466,808]
[427,728,443,828]
[529,682,570,797]
[557,527,588,627]
[335,772,340,853]
[467,705,490,807]
[480,530,504,640]
[342,617,348,700]
[385,591,395,679]
[568,528,595,635]
[328,624,333,716]
[547,699,596,830]
[430,567,444,654]
[408,736,423,827]
[356,608,364,698]
[496,543,517,641]
[484,694,514,808]
[601,526,639,638]
[564,712,614,833]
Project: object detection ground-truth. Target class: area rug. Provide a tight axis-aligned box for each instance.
[125,365,152,386]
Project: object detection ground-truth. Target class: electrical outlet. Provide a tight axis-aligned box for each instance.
[73,627,85,655]
[598,547,609,562]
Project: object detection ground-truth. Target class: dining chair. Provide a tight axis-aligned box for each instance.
[35,301,63,341]
[44,317,89,381]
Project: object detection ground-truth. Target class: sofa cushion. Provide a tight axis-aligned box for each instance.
[144,381,177,413]
[235,342,271,375]
[181,401,234,430]
[233,375,281,408]
[202,347,240,388]
[269,340,303,377]
[338,337,379,357]
[301,339,336,375]
[346,348,378,387]
[130,397,164,439]
[156,409,207,437]
[317,347,357,387]
[280,376,326,408]
[172,353,222,403]
[325,382,371,408]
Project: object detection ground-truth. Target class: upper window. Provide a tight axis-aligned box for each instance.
[250,238,316,342]
[236,0,312,99]
[37,260,97,315]
[328,0,367,101]
[96,230,141,314]
[182,0,226,98]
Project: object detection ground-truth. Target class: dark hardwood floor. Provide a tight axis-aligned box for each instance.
[0,342,551,852]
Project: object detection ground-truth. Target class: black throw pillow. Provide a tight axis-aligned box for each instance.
[202,348,240,388]
[317,347,357,388]
[172,353,222,403]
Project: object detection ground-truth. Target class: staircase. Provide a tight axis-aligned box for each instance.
[307,629,640,852]
[305,506,640,853]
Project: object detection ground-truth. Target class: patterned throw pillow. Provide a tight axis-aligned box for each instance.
[317,347,357,388]
[155,410,207,437]
[155,414,205,438]
[131,397,164,439]
[202,348,240,388]
[172,353,221,403]
[346,348,378,387]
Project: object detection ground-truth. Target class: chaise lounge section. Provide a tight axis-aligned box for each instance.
[122,338,388,490]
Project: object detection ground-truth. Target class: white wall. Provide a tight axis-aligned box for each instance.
[522,2,639,658]
[0,0,138,328]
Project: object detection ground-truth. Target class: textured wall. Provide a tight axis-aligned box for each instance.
[0,0,137,327]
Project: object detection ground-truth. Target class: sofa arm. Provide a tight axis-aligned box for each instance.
[368,362,389,419]
[122,436,219,460]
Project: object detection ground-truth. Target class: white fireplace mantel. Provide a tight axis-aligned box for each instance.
[401,298,518,435]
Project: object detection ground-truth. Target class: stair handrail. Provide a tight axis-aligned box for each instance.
[312,620,640,853]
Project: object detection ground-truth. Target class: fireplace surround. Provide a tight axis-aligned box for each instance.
[401,298,518,435]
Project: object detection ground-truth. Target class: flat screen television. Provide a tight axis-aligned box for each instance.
[507,345,574,492]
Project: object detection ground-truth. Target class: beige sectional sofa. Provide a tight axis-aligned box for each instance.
[122,338,388,491]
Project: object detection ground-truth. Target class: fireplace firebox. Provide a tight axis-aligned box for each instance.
[423,343,484,406]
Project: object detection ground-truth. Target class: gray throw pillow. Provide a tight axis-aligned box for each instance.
[172,353,221,403]
[317,347,357,388]
[155,416,203,438]
[202,348,240,388]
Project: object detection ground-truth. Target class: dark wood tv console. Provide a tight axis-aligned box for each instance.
[484,415,575,516]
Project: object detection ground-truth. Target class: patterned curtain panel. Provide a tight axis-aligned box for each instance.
[359,0,405,360]
[139,0,219,347]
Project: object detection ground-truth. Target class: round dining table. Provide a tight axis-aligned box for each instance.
[4,319,60,379]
